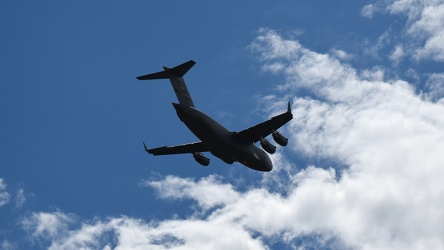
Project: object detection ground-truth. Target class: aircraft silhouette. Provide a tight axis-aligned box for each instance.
[137,60,292,172]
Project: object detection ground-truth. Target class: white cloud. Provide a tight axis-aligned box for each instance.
[0,178,10,207]
[331,49,353,61]
[145,175,241,211]
[18,29,444,250]
[389,44,405,65]
[1,240,17,250]
[371,0,444,62]
[424,73,444,102]
[22,212,267,250]
[21,210,76,240]
[249,28,444,249]
[361,4,377,18]
[363,30,392,60]
[15,188,26,208]
[407,3,444,61]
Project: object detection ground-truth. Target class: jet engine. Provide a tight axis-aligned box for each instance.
[260,138,276,154]
[193,152,210,166]
[272,130,288,146]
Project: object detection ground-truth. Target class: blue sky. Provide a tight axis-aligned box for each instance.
[1,1,444,249]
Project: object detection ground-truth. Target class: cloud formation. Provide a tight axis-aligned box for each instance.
[363,0,444,62]
[15,188,26,208]
[20,28,444,249]
[22,211,266,250]
[425,73,444,102]
[0,178,10,207]
[249,28,444,248]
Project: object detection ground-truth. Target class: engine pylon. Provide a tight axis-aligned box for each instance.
[260,138,276,154]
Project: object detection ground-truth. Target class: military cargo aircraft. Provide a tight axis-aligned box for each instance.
[137,60,292,172]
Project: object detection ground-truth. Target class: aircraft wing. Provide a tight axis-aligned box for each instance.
[237,102,293,143]
[144,141,209,155]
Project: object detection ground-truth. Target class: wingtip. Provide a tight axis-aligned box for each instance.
[143,142,149,152]
[287,101,292,114]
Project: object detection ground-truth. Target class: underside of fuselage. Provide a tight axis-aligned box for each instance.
[173,103,273,171]
[138,60,292,172]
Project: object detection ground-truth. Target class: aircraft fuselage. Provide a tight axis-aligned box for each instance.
[138,60,292,172]
[172,103,273,171]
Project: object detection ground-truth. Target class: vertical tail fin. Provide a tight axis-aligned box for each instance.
[136,60,196,108]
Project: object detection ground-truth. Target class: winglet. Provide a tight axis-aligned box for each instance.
[287,101,292,114]
[143,142,150,154]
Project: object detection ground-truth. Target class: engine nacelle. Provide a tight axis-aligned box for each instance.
[193,152,210,166]
[260,138,276,154]
[272,130,288,146]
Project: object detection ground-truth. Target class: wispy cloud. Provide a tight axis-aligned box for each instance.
[361,4,378,18]
[365,0,444,62]
[1,240,17,250]
[389,44,405,65]
[15,188,26,208]
[424,73,444,103]
[21,210,76,240]
[0,178,10,207]
[144,175,240,211]
[21,212,267,250]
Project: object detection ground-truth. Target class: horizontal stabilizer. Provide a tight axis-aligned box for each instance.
[136,60,196,80]
[136,70,169,80]
[143,141,209,155]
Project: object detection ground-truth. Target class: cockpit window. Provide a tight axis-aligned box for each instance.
[254,153,260,160]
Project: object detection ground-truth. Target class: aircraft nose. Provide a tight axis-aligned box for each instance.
[250,147,273,172]
[253,152,273,171]
[263,156,273,172]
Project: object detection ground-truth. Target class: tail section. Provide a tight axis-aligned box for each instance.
[136,60,196,80]
[137,60,196,108]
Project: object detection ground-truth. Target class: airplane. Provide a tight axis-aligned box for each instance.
[137,60,293,172]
